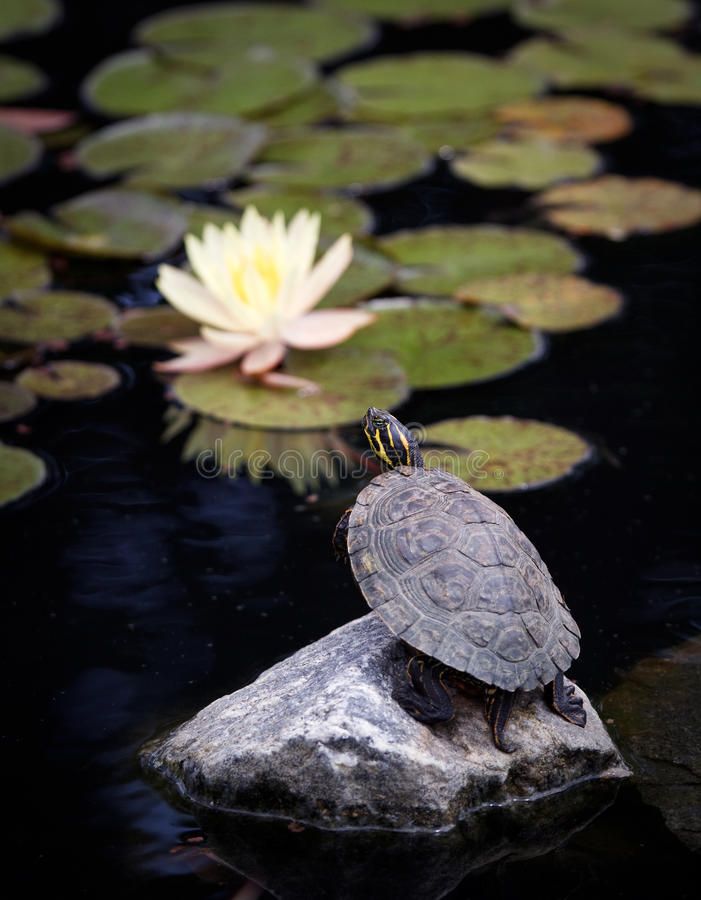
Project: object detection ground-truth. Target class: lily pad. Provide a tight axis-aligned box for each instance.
[424,416,592,491]
[76,113,267,190]
[496,97,633,145]
[338,53,544,122]
[537,176,701,239]
[257,82,343,128]
[456,273,622,332]
[451,136,600,190]
[7,189,187,260]
[251,127,431,191]
[16,360,122,400]
[0,55,45,103]
[0,381,36,422]
[170,348,409,430]
[0,122,41,185]
[180,203,241,238]
[319,0,507,22]
[0,0,60,41]
[319,244,396,308]
[378,225,580,295]
[135,3,375,64]
[0,241,51,298]
[0,442,47,508]
[0,290,117,344]
[513,0,690,33]
[226,185,372,237]
[399,118,499,156]
[345,299,544,389]
[118,306,199,348]
[83,47,315,119]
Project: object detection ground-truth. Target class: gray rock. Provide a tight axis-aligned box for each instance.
[142,613,629,831]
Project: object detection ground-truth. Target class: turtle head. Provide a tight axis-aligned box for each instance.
[362,407,424,469]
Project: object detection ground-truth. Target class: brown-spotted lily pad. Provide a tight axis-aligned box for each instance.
[83,47,315,119]
[456,273,623,332]
[76,113,267,190]
[339,53,544,122]
[319,244,396,308]
[7,188,187,260]
[226,186,373,237]
[319,0,507,23]
[0,290,117,344]
[251,127,431,191]
[537,176,701,239]
[345,299,544,389]
[0,241,51,298]
[135,3,375,64]
[0,122,41,185]
[0,55,46,103]
[170,348,409,430]
[0,381,36,423]
[0,441,47,507]
[496,97,633,145]
[378,225,580,295]
[451,136,600,190]
[424,416,592,491]
[118,306,200,348]
[0,0,60,41]
[17,360,121,400]
[513,0,690,33]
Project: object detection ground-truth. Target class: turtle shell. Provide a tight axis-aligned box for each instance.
[347,466,581,692]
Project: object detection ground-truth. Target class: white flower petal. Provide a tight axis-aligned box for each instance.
[287,234,353,317]
[240,340,287,375]
[153,337,244,373]
[280,309,376,349]
[200,327,261,353]
[156,264,239,331]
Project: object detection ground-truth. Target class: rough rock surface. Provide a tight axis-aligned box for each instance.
[142,613,629,830]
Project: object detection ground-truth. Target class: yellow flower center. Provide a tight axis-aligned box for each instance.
[229,245,282,306]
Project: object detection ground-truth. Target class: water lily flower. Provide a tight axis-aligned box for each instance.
[154,207,374,388]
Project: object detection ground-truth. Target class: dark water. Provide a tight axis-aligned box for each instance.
[3,1,701,897]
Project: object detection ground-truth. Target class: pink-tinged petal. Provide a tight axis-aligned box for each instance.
[240,340,287,375]
[0,107,76,134]
[200,327,260,354]
[153,338,244,373]
[280,309,376,349]
[287,234,353,317]
[259,372,321,395]
[156,265,238,332]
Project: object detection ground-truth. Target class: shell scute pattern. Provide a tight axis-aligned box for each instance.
[348,467,580,691]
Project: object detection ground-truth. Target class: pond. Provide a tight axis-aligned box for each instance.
[2,1,701,897]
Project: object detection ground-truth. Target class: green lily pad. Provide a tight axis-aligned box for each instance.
[320,244,396,308]
[345,299,544,389]
[0,442,47,508]
[399,118,499,156]
[451,136,600,190]
[83,47,315,119]
[513,0,690,33]
[0,122,41,185]
[226,185,373,237]
[251,126,430,191]
[510,31,701,105]
[135,3,375,64]
[0,381,36,422]
[118,306,200,348]
[76,113,267,190]
[0,290,117,344]
[180,203,241,238]
[16,360,121,400]
[424,416,592,491]
[0,0,60,41]
[496,97,633,145]
[338,53,544,122]
[457,273,623,332]
[537,176,701,239]
[170,348,409,430]
[7,189,187,260]
[319,0,508,24]
[0,241,51,299]
[257,82,343,128]
[378,225,580,295]
[0,55,45,103]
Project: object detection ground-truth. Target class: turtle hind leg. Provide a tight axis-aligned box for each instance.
[393,653,454,725]
[484,687,517,753]
[545,671,587,727]
[332,506,353,563]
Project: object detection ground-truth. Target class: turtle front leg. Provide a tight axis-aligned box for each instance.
[484,687,517,753]
[544,671,586,727]
[393,651,454,724]
[332,506,353,563]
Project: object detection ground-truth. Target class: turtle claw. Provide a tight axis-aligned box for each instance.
[545,672,587,728]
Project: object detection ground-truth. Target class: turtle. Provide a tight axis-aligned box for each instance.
[333,406,586,752]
